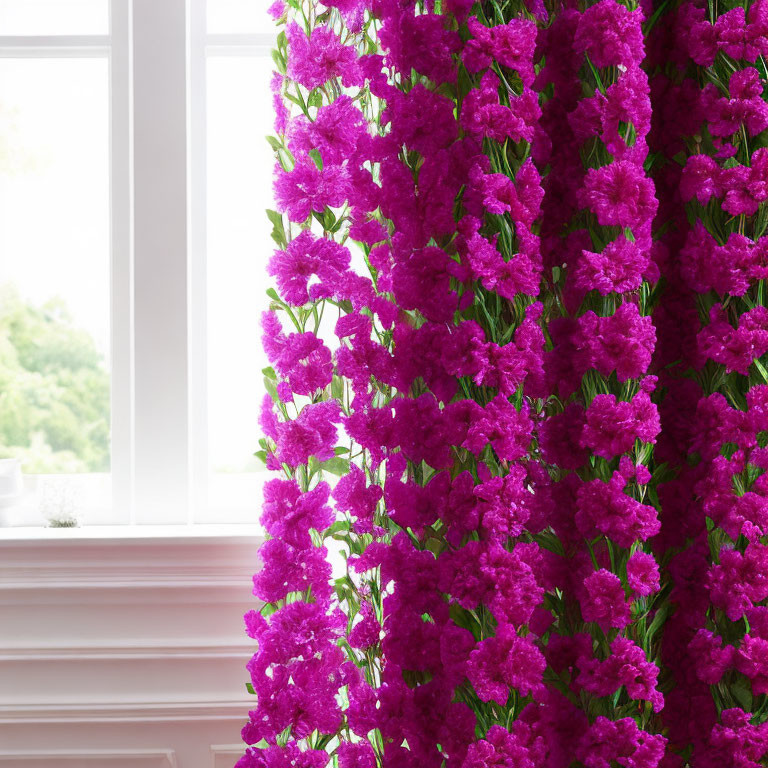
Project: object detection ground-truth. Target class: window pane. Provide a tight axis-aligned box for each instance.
[0,0,108,35]
[206,0,274,34]
[0,58,110,479]
[204,54,273,521]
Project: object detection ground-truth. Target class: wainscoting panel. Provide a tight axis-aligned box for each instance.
[0,531,262,768]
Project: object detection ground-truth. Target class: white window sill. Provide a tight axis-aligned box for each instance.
[0,523,263,542]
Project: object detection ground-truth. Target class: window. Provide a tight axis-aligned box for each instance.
[0,1,119,526]
[192,1,275,524]
[0,0,275,529]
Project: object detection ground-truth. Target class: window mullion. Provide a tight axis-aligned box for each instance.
[188,0,209,521]
[132,0,191,524]
[110,0,134,524]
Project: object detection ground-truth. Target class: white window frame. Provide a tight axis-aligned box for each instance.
[0,0,274,530]
[188,0,275,525]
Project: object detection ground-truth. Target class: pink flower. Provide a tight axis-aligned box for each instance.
[391,245,462,324]
[263,316,333,396]
[573,236,649,295]
[576,472,660,548]
[579,161,658,230]
[627,551,661,597]
[439,540,543,626]
[539,403,588,470]
[704,71,768,138]
[574,0,645,68]
[716,7,762,61]
[332,464,382,529]
[267,400,341,468]
[464,395,534,461]
[261,479,334,548]
[579,302,656,382]
[236,743,330,768]
[577,716,666,768]
[271,72,289,134]
[391,394,460,470]
[274,161,350,223]
[720,148,768,215]
[699,709,768,768]
[580,569,631,631]
[384,84,457,157]
[253,539,332,603]
[676,4,718,65]
[463,725,535,768]
[580,390,660,460]
[286,23,361,89]
[338,742,376,768]
[460,71,541,144]
[709,544,768,620]
[463,17,537,85]
[601,66,652,159]
[749,0,768,57]
[321,0,369,32]
[288,96,367,165]
[467,623,546,704]
[680,155,722,205]
[577,637,663,712]
[736,634,768,694]
[680,226,763,296]
[697,305,768,376]
[688,630,735,685]
[379,12,461,85]
[269,231,350,305]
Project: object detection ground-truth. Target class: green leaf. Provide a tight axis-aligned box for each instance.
[309,148,323,170]
[307,89,324,109]
[732,678,753,711]
[246,682,256,695]
[272,52,286,75]
[644,0,670,33]
[584,54,606,94]
[754,356,768,383]
[317,456,350,476]
[331,374,345,402]
[263,375,280,403]
[266,209,286,247]
[324,520,352,536]
[644,601,671,651]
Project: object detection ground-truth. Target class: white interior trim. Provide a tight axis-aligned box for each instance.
[0,750,177,767]
[132,0,191,523]
[0,702,249,724]
[110,0,135,524]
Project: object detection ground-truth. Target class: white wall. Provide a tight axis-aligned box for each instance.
[0,529,262,768]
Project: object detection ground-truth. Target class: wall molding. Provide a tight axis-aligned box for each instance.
[0,700,250,724]
[0,534,263,589]
[0,642,254,661]
[0,749,177,767]
[0,533,259,764]
[212,744,245,768]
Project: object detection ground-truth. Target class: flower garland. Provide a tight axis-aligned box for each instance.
[237,0,768,766]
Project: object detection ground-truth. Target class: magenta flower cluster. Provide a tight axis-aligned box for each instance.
[237,0,768,766]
